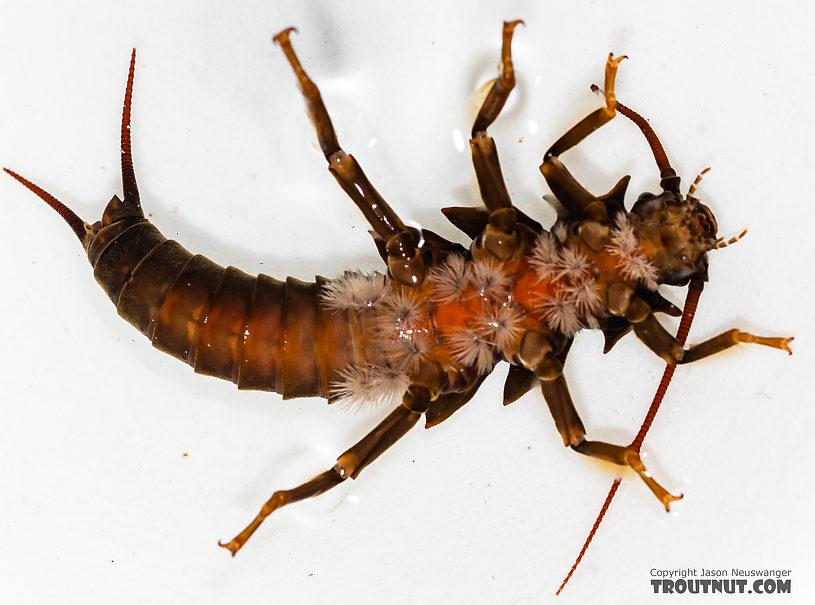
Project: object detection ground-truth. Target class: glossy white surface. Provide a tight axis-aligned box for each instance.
[0,1,812,603]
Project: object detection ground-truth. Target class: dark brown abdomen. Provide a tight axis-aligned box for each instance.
[89,218,361,399]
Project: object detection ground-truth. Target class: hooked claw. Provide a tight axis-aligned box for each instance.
[602,53,628,115]
[622,446,683,511]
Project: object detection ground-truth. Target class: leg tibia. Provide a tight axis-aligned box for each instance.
[543,54,626,160]
[539,54,627,221]
[633,310,794,365]
[339,404,424,479]
[679,329,793,364]
[571,441,682,511]
[274,27,440,286]
[273,28,340,159]
[219,397,427,556]
[468,20,522,213]
[471,20,523,136]
[218,469,343,556]
[535,348,680,510]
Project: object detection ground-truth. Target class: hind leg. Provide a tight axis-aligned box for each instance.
[274,28,429,286]
[219,388,431,555]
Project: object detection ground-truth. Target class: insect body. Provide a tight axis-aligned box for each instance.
[6,22,792,556]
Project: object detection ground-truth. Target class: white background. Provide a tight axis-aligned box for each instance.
[0,1,812,603]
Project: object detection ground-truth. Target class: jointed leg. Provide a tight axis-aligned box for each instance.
[219,389,430,555]
[570,440,680,510]
[539,54,627,220]
[632,312,793,365]
[518,332,681,510]
[469,20,522,213]
[545,53,625,159]
[273,28,400,237]
[609,286,793,365]
[680,330,793,363]
[273,28,427,286]
[540,370,682,510]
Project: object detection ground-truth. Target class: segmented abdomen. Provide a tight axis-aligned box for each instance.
[90,217,358,398]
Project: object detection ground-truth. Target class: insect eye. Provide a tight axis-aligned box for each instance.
[696,203,718,236]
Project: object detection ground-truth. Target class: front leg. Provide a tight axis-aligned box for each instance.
[544,53,625,160]
[632,312,793,364]
[539,54,627,221]
[606,286,793,364]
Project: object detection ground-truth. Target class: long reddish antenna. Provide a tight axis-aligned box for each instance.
[556,281,703,595]
[631,282,702,451]
[555,478,621,596]
[121,48,140,206]
[591,83,673,176]
[615,101,673,176]
[4,168,87,241]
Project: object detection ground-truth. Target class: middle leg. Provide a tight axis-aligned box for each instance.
[469,20,523,213]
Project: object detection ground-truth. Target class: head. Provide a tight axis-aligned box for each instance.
[612,99,721,287]
[629,188,718,286]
